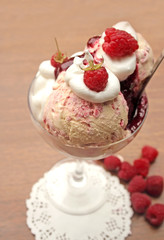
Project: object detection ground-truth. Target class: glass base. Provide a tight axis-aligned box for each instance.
[26,165,133,240]
[44,158,108,215]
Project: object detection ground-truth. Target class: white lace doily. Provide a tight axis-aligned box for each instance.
[26,162,133,240]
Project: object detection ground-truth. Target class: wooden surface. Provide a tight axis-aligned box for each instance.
[0,0,164,239]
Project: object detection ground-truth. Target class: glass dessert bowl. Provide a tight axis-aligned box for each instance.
[28,76,148,215]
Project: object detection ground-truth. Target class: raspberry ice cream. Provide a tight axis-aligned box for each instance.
[43,71,128,146]
[136,33,154,83]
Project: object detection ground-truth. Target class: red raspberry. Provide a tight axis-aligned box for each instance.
[104,155,121,171]
[133,158,150,177]
[102,27,138,58]
[146,204,164,227]
[131,192,151,214]
[51,53,68,68]
[128,175,146,194]
[51,54,60,67]
[118,161,137,182]
[146,176,163,197]
[84,67,108,92]
[141,145,158,163]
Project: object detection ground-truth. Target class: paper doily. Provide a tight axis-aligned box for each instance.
[26,161,133,240]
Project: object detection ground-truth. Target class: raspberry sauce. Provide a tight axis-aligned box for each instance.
[54,57,74,79]
[54,53,85,79]
[120,67,139,122]
[87,36,101,48]
[127,94,148,133]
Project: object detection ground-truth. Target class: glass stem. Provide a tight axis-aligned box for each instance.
[72,159,84,182]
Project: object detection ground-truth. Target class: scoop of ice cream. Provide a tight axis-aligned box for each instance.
[136,33,154,82]
[29,60,55,123]
[43,72,128,146]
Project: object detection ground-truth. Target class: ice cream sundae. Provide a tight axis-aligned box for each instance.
[29,21,153,155]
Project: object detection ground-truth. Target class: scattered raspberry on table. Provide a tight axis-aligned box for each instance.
[146,204,164,227]
[131,192,151,214]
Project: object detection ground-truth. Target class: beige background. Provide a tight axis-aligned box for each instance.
[0,0,164,239]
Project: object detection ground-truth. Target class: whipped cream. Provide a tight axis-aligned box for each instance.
[29,60,55,122]
[88,21,137,81]
[65,53,120,103]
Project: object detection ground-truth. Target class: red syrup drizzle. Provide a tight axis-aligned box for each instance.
[53,36,148,134]
[54,53,85,79]
[120,67,139,122]
[87,36,101,48]
[54,57,74,79]
[127,94,148,133]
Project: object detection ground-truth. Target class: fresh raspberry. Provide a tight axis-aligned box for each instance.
[146,204,164,227]
[128,175,147,194]
[131,192,151,214]
[104,155,121,171]
[133,158,150,177]
[84,67,108,92]
[51,38,67,68]
[146,176,163,197]
[118,161,137,182]
[102,27,138,58]
[141,145,159,163]
[51,53,68,68]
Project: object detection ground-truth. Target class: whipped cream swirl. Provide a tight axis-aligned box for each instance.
[29,60,55,122]
[65,52,120,103]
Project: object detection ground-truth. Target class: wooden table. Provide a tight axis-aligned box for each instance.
[0,0,164,239]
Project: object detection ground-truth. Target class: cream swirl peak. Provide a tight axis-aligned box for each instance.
[65,51,120,103]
